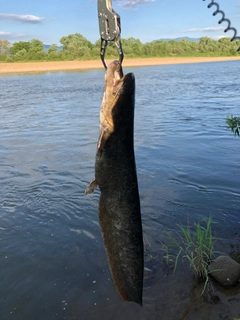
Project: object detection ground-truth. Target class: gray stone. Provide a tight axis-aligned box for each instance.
[208,255,240,287]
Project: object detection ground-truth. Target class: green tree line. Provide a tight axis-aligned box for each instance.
[0,33,240,62]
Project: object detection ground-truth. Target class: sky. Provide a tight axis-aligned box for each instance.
[0,0,240,45]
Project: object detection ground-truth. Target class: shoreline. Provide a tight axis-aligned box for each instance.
[1,56,240,74]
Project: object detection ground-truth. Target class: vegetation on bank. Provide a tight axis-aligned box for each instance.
[162,216,216,294]
[226,116,240,136]
[0,33,240,62]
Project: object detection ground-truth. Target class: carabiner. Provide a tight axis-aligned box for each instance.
[98,0,124,69]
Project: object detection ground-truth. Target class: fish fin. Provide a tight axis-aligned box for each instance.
[85,179,98,195]
[98,128,111,150]
[97,131,104,149]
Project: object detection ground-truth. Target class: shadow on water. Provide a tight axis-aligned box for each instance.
[0,61,240,319]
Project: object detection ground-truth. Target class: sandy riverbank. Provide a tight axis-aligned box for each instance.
[0,56,240,74]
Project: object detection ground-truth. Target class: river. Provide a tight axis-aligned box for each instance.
[0,61,239,319]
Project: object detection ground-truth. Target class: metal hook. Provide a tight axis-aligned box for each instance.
[98,0,124,69]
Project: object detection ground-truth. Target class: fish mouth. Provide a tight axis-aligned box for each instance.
[106,60,124,86]
[99,60,134,136]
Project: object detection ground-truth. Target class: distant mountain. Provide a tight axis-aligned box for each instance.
[43,44,63,53]
[155,37,200,42]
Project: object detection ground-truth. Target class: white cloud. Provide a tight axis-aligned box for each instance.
[0,14,45,23]
[211,35,230,40]
[0,31,25,39]
[116,0,155,9]
[0,31,11,35]
[185,26,225,33]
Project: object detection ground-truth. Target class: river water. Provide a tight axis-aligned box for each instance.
[0,61,239,319]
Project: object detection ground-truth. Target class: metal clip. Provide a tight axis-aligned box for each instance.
[98,0,124,69]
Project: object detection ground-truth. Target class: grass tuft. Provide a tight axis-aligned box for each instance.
[163,216,216,294]
[226,116,240,136]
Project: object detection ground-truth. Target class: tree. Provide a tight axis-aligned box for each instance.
[10,41,30,55]
[143,42,155,56]
[149,40,170,56]
[0,39,10,55]
[92,40,101,59]
[48,44,58,55]
[3,33,240,63]
[178,39,191,53]
[0,39,10,60]
[199,37,211,46]
[60,33,92,59]
[15,48,28,60]
[29,39,44,53]
[47,44,59,60]
[28,39,46,60]
[121,38,143,57]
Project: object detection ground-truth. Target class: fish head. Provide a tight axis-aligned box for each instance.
[100,60,135,135]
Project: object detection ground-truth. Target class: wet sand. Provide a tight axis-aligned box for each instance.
[1,56,240,74]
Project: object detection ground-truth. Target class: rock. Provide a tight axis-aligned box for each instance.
[208,255,240,287]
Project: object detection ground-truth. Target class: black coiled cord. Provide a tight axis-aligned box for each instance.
[203,0,240,51]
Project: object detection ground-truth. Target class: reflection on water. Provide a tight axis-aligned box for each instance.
[0,62,239,319]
